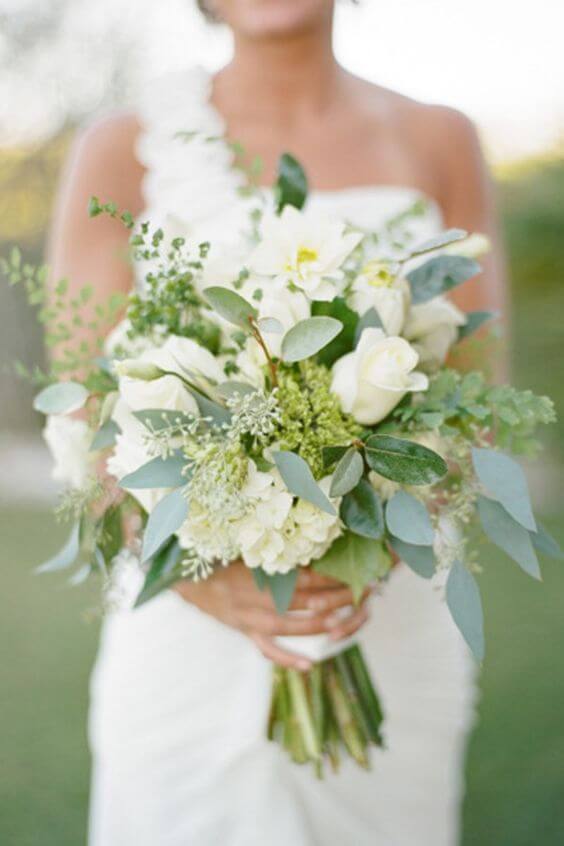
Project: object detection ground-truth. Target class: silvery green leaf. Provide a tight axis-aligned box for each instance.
[273,450,336,516]
[33,381,89,415]
[120,451,188,489]
[257,317,284,334]
[530,522,564,560]
[458,310,496,340]
[389,536,435,579]
[446,559,485,662]
[134,539,183,607]
[281,316,343,363]
[142,489,188,562]
[133,409,197,432]
[275,152,308,212]
[385,491,434,546]
[216,381,257,400]
[265,570,298,614]
[252,568,268,591]
[477,495,540,579]
[354,307,383,345]
[90,419,120,451]
[365,434,447,486]
[472,448,536,531]
[407,255,480,304]
[340,479,384,540]
[67,563,92,587]
[36,523,80,574]
[203,286,257,330]
[190,388,232,426]
[330,448,364,497]
[314,533,391,602]
[410,228,468,257]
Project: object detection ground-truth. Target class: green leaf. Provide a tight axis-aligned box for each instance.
[189,387,232,427]
[314,533,391,602]
[90,419,120,451]
[98,506,123,563]
[142,489,188,562]
[273,451,336,516]
[36,523,80,573]
[472,448,536,531]
[275,152,308,212]
[410,228,467,256]
[134,539,182,607]
[281,316,343,363]
[354,307,383,345]
[389,536,435,579]
[458,310,496,340]
[446,559,485,662]
[407,255,480,304]
[266,570,298,614]
[477,495,541,579]
[33,381,89,414]
[340,479,384,539]
[385,491,434,546]
[530,522,564,560]
[365,434,447,486]
[322,445,349,469]
[312,297,359,366]
[252,568,268,591]
[120,451,188,489]
[203,286,257,330]
[330,448,364,497]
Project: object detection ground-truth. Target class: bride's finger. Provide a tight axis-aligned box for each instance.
[245,607,331,637]
[296,569,342,590]
[300,586,372,613]
[327,603,370,641]
[250,632,312,671]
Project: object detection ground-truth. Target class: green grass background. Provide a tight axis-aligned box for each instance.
[1,154,563,844]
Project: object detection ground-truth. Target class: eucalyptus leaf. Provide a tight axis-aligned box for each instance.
[354,307,383,344]
[477,495,540,580]
[389,536,435,579]
[33,381,89,415]
[385,491,434,546]
[458,310,496,340]
[252,568,268,591]
[273,451,336,516]
[446,559,485,662]
[257,317,284,334]
[313,533,391,602]
[204,286,257,330]
[265,570,298,615]
[68,563,92,587]
[135,539,182,607]
[281,316,343,363]
[36,523,80,573]
[190,388,232,426]
[365,434,447,486]
[120,451,188,489]
[275,152,308,212]
[312,298,358,365]
[410,228,467,256]
[142,488,188,562]
[90,418,120,451]
[330,448,364,497]
[472,447,536,531]
[407,255,480,304]
[340,479,384,540]
[530,522,564,560]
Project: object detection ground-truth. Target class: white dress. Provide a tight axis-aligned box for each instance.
[88,67,477,846]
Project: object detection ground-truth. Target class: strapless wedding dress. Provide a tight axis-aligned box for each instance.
[88,67,476,846]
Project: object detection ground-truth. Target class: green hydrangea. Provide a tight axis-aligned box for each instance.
[274,360,361,478]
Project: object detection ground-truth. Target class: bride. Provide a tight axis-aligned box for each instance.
[49,1,507,843]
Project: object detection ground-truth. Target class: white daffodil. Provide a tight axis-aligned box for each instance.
[248,205,362,301]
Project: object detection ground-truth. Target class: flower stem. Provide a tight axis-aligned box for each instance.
[286,669,322,763]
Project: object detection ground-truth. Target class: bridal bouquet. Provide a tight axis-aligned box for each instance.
[5,153,560,776]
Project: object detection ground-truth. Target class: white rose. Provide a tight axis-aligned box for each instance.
[331,327,429,425]
[240,278,310,357]
[403,297,466,369]
[248,205,362,301]
[43,415,94,489]
[349,261,410,336]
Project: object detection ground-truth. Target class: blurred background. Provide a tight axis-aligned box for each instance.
[1,1,563,844]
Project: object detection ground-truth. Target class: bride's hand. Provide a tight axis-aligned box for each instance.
[173,560,372,671]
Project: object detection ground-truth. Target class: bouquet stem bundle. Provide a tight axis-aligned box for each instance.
[267,644,384,776]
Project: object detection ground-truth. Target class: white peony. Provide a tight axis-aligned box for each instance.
[403,296,466,369]
[248,205,362,301]
[349,266,410,336]
[43,415,94,489]
[331,327,429,425]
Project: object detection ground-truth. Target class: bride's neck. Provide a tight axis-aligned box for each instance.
[214,24,343,120]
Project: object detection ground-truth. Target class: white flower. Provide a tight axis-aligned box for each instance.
[403,296,466,369]
[240,277,310,357]
[104,318,167,358]
[248,205,361,301]
[43,415,94,489]
[349,267,410,336]
[331,327,429,425]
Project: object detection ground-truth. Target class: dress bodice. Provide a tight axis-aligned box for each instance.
[134,66,444,265]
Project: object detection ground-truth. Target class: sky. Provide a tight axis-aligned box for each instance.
[0,0,563,161]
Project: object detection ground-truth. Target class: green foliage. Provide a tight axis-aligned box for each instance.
[253,569,298,615]
[134,538,183,607]
[275,152,308,213]
[364,434,448,486]
[340,479,384,540]
[329,448,364,497]
[141,488,188,562]
[389,536,435,579]
[407,254,481,304]
[311,297,358,366]
[446,559,485,662]
[273,450,336,516]
[385,491,434,546]
[281,316,343,363]
[313,532,391,602]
